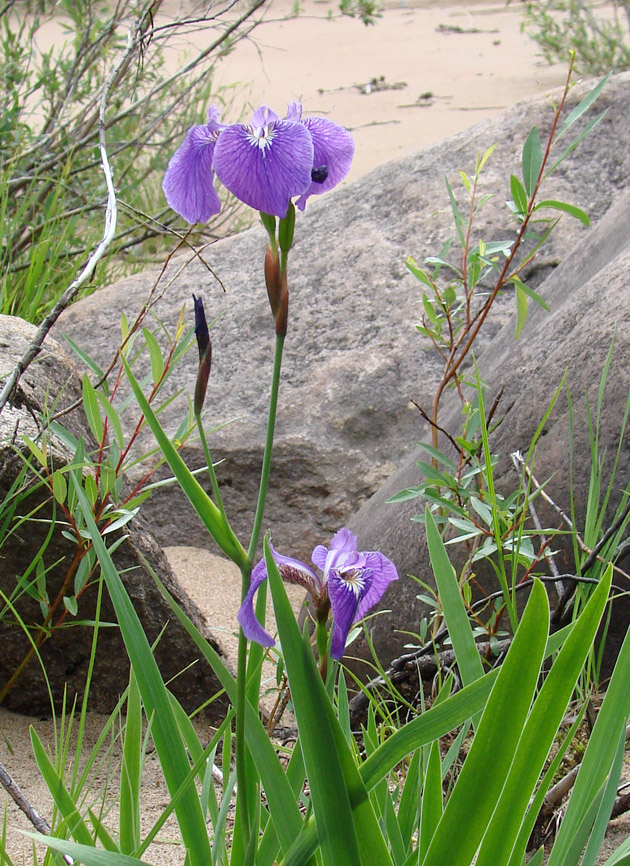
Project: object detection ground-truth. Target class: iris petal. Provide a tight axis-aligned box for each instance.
[329,527,358,552]
[213,120,313,218]
[311,544,328,571]
[237,544,320,647]
[162,124,221,224]
[237,559,275,647]
[328,568,370,660]
[355,551,399,620]
[295,117,355,211]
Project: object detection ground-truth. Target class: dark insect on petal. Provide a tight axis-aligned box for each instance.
[311,165,329,184]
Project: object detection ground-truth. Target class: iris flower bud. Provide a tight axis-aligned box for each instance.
[264,246,288,338]
[193,294,211,414]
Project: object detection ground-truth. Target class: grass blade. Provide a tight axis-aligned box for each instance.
[71,473,212,866]
[425,506,484,688]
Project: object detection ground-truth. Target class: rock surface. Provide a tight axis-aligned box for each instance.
[54,73,630,565]
[0,317,232,718]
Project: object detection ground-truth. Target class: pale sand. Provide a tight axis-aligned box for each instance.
[0,1,587,861]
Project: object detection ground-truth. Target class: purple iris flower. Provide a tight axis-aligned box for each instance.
[238,528,398,660]
[162,102,354,222]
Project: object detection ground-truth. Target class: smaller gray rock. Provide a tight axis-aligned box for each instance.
[0,317,232,719]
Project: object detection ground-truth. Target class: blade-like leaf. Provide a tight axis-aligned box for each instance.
[474,568,612,866]
[25,835,154,866]
[418,740,442,862]
[119,668,142,854]
[547,585,630,866]
[426,507,484,688]
[420,581,549,866]
[121,357,248,569]
[30,729,94,848]
[151,568,305,857]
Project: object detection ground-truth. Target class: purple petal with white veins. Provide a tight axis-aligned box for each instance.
[273,549,321,594]
[213,119,313,217]
[328,567,369,659]
[237,559,275,647]
[296,117,355,210]
[355,551,399,620]
[237,544,321,648]
[162,124,221,224]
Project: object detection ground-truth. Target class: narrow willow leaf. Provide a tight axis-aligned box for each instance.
[22,436,47,468]
[510,174,528,214]
[477,142,497,173]
[546,109,608,177]
[522,126,542,197]
[415,442,457,471]
[533,199,589,226]
[557,72,611,139]
[82,374,103,443]
[95,390,124,449]
[444,176,466,248]
[406,258,434,289]
[63,334,105,379]
[142,328,164,386]
[52,469,67,504]
[510,277,550,312]
[63,595,77,615]
[514,283,528,339]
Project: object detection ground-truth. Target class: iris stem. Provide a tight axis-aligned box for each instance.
[248,333,285,562]
[234,332,286,852]
[316,614,329,681]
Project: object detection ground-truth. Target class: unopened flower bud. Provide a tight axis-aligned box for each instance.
[264,246,288,337]
[193,294,211,414]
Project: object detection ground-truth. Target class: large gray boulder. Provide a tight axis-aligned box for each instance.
[54,72,630,565]
[348,186,630,676]
[0,318,232,718]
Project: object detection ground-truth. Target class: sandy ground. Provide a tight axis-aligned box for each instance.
[3,1,621,863]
